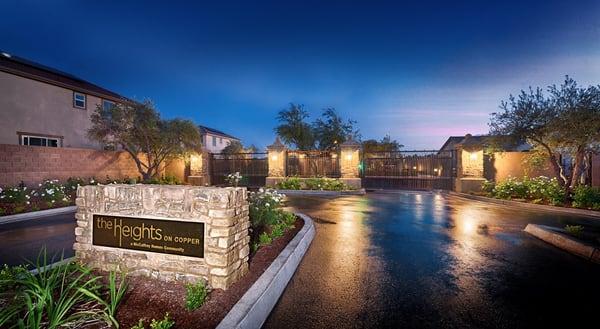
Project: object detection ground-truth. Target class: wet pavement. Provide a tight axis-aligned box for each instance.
[2,192,600,328]
[264,191,600,329]
[0,212,76,266]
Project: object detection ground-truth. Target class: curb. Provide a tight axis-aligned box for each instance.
[524,224,600,264]
[444,191,600,219]
[29,257,76,275]
[276,189,366,196]
[217,213,316,329]
[0,206,77,225]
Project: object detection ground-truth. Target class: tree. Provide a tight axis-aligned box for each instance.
[87,100,201,181]
[313,108,360,150]
[221,140,244,154]
[548,78,600,187]
[489,76,600,188]
[274,103,315,150]
[362,135,403,153]
[221,141,259,155]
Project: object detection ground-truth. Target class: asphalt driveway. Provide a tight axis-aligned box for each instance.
[264,191,600,329]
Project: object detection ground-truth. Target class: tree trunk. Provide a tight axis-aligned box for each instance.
[569,146,586,188]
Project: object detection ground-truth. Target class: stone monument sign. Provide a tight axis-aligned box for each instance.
[74,184,250,290]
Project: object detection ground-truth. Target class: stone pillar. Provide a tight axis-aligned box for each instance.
[266,137,287,187]
[188,151,211,186]
[74,184,249,290]
[339,136,362,189]
[454,134,486,193]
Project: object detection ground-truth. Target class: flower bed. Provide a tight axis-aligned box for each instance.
[0,175,184,217]
[481,176,600,211]
[274,177,355,191]
[0,187,303,328]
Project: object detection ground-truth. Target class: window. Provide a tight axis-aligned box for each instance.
[102,99,115,112]
[212,136,217,147]
[73,92,86,109]
[21,134,60,147]
[219,137,223,144]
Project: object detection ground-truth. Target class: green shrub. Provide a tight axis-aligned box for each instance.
[488,176,565,205]
[572,185,600,209]
[0,185,29,205]
[492,177,528,199]
[0,249,104,328]
[248,188,285,229]
[143,175,181,185]
[36,179,70,206]
[0,264,28,291]
[185,280,209,311]
[481,180,495,195]
[259,232,273,246]
[304,178,325,190]
[526,176,565,205]
[150,313,174,329]
[276,177,302,190]
[79,270,128,328]
[565,225,584,237]
[64,177,86,192]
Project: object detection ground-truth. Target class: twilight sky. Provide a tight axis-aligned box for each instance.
[1,0,599,149]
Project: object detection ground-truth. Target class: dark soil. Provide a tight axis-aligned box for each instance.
[114,217,304,329]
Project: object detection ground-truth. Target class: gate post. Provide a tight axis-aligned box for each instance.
[454,134,485,193]
[266,137,287,187]
[340,136,362,189]
[188,151,211,186]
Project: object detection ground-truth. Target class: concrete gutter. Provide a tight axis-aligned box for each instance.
[276,188,366,196]
[524,224,600,264]
[444,191,600,219]
[0,206,77,225]
[29,256,76,275]
[217,213,316,329]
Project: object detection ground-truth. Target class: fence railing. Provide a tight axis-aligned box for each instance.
[210,152,268,187]
[361,150,456,190]
[286,151,341,178]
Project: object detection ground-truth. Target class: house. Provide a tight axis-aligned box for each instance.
[439,134,531,153]
[0,50,131,149]
[198,125,240,153]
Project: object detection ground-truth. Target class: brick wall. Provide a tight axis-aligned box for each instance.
[0,144,141,186]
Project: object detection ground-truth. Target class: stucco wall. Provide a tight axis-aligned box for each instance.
[0,71,103,149]
[484,152,555,182]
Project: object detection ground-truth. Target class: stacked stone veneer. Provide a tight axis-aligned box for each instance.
[74,184,250,290]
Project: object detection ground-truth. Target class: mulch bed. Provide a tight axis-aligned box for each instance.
[113,217,304,329]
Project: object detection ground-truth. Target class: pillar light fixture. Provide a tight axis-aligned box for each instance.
[345,153,352,161]
[469,152,478,161]
[271,155,278,161]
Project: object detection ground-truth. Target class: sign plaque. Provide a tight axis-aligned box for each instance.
[92,214,204,258]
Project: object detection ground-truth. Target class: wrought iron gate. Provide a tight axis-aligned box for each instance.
[361,150,456,190]
[210,153,268,187]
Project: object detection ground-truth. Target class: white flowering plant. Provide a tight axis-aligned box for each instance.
[486,176,565,205]
[37,179,70,206]
[225,172,243,187]
[248,188,296,251]
[0,185,29,205]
